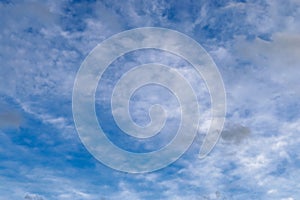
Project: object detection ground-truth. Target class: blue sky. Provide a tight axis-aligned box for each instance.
[1,0,300,199]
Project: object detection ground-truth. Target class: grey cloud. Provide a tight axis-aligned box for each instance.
[0,100,22,128]
[0,111,22,128]
[24,193,44,200]
[221,124,251,144]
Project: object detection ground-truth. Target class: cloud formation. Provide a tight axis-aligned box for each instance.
[1,0,300,199]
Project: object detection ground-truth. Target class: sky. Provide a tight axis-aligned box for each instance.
[0,0,300,199]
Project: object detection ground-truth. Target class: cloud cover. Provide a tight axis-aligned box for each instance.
[1,0,300,199]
